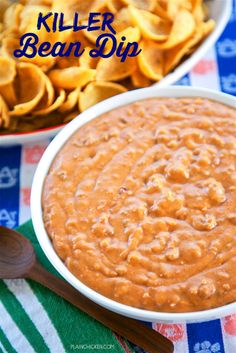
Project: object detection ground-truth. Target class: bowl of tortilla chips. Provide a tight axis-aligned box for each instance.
[0,0,232,145]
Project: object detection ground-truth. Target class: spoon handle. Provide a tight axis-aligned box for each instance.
[28,261,173,353]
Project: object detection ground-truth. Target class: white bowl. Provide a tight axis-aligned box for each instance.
[31,86,236,323]
[1,0,232,146]
[0,124,63,146]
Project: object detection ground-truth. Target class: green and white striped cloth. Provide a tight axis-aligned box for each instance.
[0,221,134,353]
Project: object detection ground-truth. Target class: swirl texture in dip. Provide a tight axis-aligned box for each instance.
[43,98,236,312]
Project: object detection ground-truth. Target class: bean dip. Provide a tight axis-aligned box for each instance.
[43,98,236,312]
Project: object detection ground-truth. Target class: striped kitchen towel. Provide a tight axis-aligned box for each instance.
[0,220,134,353]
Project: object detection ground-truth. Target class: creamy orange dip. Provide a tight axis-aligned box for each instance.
[43,98,236,312]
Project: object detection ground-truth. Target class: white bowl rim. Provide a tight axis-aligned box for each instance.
[0,124,63,146]
[31,86,236,323]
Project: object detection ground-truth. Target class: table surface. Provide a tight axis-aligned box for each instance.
[1,2,236,353]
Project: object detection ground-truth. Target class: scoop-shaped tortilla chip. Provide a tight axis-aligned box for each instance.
[82,14,107,45]
[0,57,17,108]
[102,26,141,53]
[201,19,215,36]
[167,0,192,20]
[96,56,137,81]
[0,94,10,128]
[187,19,215,54]
[3,3,23,30]
[121,0,156,11]
[1,37,20,61]
[52,0,106,20]
[79,81,127,112]
[129,6,171,41]
[164,30,202,74]
[84,14,140,46]
[56,57,79,70]
[0,57,16,86]
[43,75,55,107]
[138,40,163,81]
[107,0,124,13]
[155,9,195,49]
[34,74,55,111]
[10,62,46,116]
[25,0,53,5]
[33,89,66,115]
[79,47,99,69]
[68,29,91,51]
[19,5,50,35]
[0,82,17,109]
[193,2,204,23]
[57,31,90,69]
[117,26,141,43]
[48,67,96,90]
[154,2,171,21]
[0,0,10,22]
[164,19,215,74]
[131,69,152,88]
[114,7,133,32]
[81,5,113,44]
[59,88,80,113]
[191,0,202,12]
[20,55,56,73]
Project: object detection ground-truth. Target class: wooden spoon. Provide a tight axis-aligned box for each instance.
[0,226,174,353]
